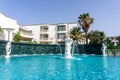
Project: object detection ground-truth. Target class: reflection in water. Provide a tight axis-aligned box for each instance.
[5,58,10,65]
[103,57,108,68]
[102,56,108,79]
[4,58,11,80]
[65,60,72,80]
[66,60,71,70]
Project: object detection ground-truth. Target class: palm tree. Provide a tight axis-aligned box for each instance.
[13,31,22,42]
[69,27,83,43]
[78,13,94,44]
[69,27,84,54]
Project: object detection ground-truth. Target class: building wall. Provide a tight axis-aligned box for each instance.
[25,24,57,44]
[0,13,19,41]
[24,25,40,42]
[3,29,14,41]
[0,13,34,42]
[0,13,19,32]
[19,27,33,42]
[68,23,79,31]
[0,30,5,40]
[24,23,79,44]
[57,23,67,43]
[0,13,84,44]
[48,24,57,44]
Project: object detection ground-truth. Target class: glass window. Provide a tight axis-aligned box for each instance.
[44,35,48,40]
[57,25,66,31]
[58,33,66,39]
[44,28,48,32]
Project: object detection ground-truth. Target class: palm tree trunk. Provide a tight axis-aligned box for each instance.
[85,32,88,44]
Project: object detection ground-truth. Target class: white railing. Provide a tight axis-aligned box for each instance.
[40,37,53,41]
[20,31,33,36]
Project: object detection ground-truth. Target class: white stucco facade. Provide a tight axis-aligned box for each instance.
[0,13,34,42]
[24,25,40,42]
[24,22,80,44]
[0,13,85,44]
[0,13,19,41]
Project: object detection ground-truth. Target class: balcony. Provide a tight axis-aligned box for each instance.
[40,37,53,42]
[40,34,53,42]
[40,26,49,34]
[20,31,33,36]
[20,30,33,38]
[19,27,33,41]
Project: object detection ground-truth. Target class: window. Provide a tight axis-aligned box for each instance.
[58,33,66,39]
[57,25,66,31]
[44,27,48,32]
[40,26,48,32]
[44,34,48,40]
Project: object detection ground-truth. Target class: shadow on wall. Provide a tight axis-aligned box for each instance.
[0,31,5,40]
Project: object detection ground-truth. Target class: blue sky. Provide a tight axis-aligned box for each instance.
[0,0,120,36]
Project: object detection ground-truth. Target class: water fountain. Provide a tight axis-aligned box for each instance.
[102,43,107,56]
[5,41,11,58]
[64,35,72,58]
[64,35,81,60]
[64,25,80,59]
[71,41,79,55]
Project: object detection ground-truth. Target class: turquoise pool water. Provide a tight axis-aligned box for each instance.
[0,54,120,80]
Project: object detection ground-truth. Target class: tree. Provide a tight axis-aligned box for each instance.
[78,13,94,44]
[13,32,22,42]
[69,27,83,43]
[105,38,116,49]
[0,26,3,38]
[116,36,120,44]
[116,36,120,48]
[87,30,106,44]
[0,26,2,32]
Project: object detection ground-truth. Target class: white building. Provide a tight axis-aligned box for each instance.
[0,13,19,41]
[0,13,33,42]
[0,13,85,44]
[107,36,119,46]
[24,22,84,44]
[19,26,33,42]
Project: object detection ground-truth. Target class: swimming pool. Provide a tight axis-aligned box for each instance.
[0,54,120,80]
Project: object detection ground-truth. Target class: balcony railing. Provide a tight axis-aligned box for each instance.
[40,26,48,32]
[20,31,33,36]
[40,37,53,41]
[40,29,48,32]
